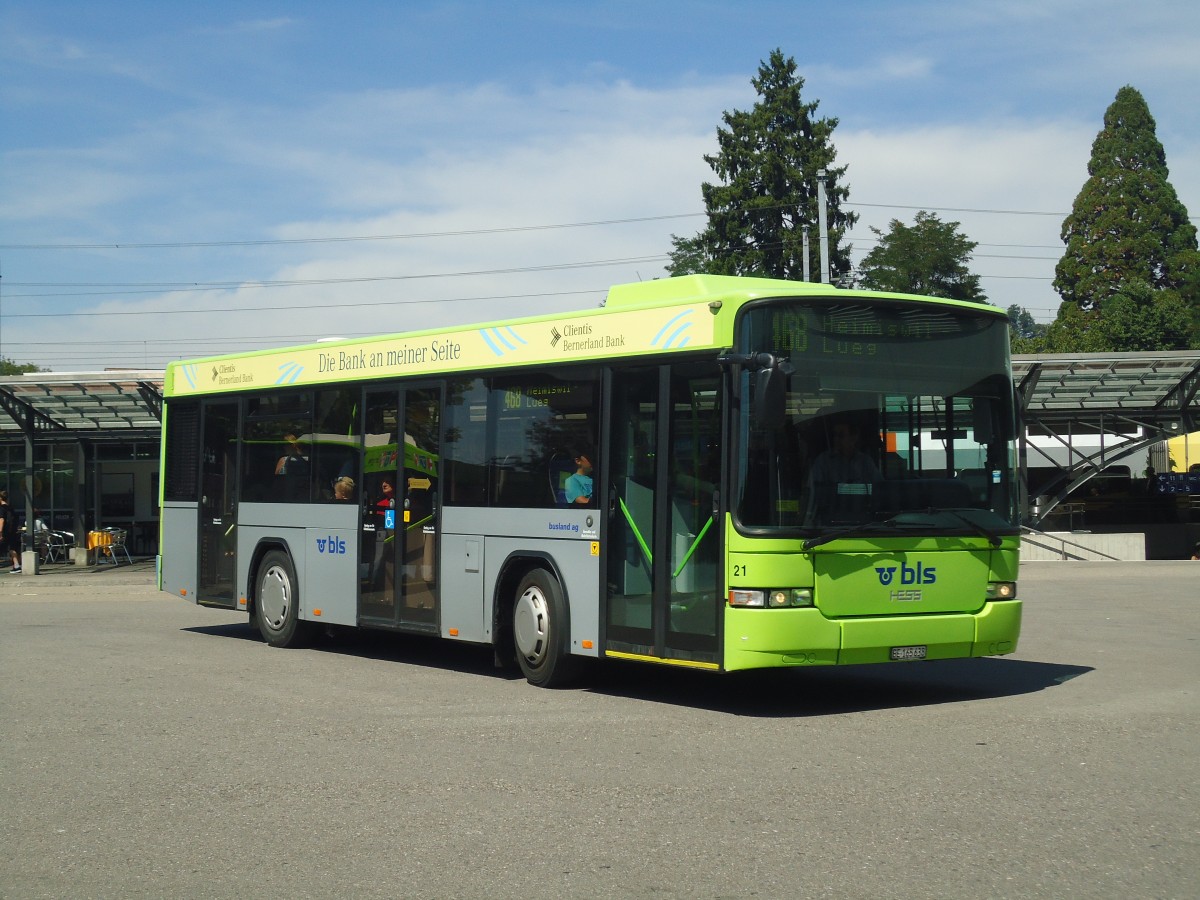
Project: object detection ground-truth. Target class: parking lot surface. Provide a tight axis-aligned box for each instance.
[2,560,1197,898]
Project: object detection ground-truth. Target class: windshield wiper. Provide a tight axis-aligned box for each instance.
[940,508,1003,547]
[801,517,915,551]
[801,509,1003,551]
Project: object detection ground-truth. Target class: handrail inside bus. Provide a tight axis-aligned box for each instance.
[618,496,653,566]
[673,516,713,579]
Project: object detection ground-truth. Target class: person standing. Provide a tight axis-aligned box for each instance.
[0,491,20,573]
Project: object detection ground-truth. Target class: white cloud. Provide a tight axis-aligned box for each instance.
[5,60,1199,369]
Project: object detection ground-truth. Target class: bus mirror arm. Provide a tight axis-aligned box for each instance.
[716,352,779,371]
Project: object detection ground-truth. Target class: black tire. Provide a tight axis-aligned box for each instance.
[512,568,579,688]
[254,550,314,648]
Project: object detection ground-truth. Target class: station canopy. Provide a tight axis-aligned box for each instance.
[1012,351,1200,518]
[0,371,164,441]
[1013,350,1200,430]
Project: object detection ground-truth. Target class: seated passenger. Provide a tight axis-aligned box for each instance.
[333,476,355,501]
[806,420,879,524]
[565,448,594,506]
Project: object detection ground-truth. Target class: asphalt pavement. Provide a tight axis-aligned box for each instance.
[1,560,1197,899]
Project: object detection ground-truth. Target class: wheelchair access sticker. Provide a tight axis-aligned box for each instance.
[384,510,395,530]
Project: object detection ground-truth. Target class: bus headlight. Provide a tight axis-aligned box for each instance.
[729,589,813,608]
[791,589,813,607]
[986,581,1017,600]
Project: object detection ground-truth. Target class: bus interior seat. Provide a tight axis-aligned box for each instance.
[548,453,575,505]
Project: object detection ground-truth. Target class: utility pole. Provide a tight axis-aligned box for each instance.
[802,225,811,282]
[816,169,830,284]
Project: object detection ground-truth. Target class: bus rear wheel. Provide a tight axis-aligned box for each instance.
[512,568,578,688]
[255,550,314,648]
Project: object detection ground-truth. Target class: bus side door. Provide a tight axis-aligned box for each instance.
[604,364,722,665]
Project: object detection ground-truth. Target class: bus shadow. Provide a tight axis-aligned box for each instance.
[184,623,1092,714]
[585,657,1094,717]
[183,622,520,680]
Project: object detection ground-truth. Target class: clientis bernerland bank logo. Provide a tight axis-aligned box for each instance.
[875,561,937,586]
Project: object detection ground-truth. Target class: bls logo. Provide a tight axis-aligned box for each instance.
[316,535,347,555]
[874,562,937,586]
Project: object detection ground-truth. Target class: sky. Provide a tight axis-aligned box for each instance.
[1,0,1198,372]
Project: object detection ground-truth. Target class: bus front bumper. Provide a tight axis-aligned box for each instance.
[722,600,1022,671]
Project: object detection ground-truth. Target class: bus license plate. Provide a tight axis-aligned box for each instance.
[890,645,927,661]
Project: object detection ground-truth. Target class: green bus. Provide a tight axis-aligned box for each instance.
[159,274,1021,686]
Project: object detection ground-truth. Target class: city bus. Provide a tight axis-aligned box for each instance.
[159,274,1021,687]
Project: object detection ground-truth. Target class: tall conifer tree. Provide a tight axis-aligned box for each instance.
[668,50,856,281]
[1052,86,1199,348]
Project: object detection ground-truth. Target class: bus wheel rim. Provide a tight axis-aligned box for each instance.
[513,584,550,666]
[261,565,291,630]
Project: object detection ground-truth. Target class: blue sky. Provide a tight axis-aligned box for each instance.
[2,1,1198,370]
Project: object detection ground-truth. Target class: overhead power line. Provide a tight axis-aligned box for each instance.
[2,288,606,319]
[1,255,668,299]
[0,200,1130,252]
[0,213,706,251]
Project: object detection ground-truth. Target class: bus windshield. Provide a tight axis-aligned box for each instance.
[735,298,1020,537]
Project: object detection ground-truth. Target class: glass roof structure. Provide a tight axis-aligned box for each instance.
[1013,350,1200,430]
[0,371,163,439]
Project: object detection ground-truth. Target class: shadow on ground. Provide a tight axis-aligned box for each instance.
[184,620,1091,718]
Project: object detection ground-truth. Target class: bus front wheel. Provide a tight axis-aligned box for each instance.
[255,550,314,648]
[512,568,578,688]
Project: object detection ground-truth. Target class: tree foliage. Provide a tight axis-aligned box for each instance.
[1051,85,1199,349]
[1007,305,1047,352]
[1034,282,1192,353]
[856,211,986,302]
[668,49,857,281]
[0,357,44,376]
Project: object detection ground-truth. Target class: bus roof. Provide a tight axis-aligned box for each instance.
[164,275,1006,398]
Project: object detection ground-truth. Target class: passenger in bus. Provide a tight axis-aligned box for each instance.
[333,476,355,501]
[275,434,310,476]
[370,479,396,592]
[806,419,879,524]
[565,448,594,505]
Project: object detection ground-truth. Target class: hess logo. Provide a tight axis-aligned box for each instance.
[316,535,347,555]
[874,562,937,586]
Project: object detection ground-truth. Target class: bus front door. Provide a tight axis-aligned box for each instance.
[359,384,441,630]
[604,365,721,666]
[197,400,238,607]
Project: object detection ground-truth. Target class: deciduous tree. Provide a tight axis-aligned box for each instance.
[857,211,986,303]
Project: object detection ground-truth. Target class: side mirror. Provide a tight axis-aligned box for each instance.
[753,359,793,430]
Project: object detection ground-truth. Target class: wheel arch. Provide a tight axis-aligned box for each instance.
[491,550,570,662]
[245,537,297,619]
